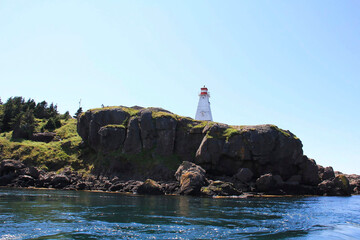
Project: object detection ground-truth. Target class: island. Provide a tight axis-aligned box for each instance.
[0,102,359,197]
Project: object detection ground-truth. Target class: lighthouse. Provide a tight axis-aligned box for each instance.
[195,86,213,121]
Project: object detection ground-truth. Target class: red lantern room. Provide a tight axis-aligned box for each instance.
[200,87,208,95]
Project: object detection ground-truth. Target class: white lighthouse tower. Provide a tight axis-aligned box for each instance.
[195,86,213,121]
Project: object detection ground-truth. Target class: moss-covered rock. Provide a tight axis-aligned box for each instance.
[201,180,242,196]
[175,161,208,195]
[318,174,351,196]
[137,179,164,195]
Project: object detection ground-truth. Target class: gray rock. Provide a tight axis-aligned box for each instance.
[18,175,35,186]
[321,166,335,181]
[286,175,302,185]
[140,110,157,151]
[51,175,70,188]
[31,132,56,143]
[234,168,253,183]
[299,156,320,186]
[154,116,177,156]
[318,174,351,196]
[98,125,126,152]
[109,183,125,192]
[0,159,25,176]
[123,180,143,193]
[256,173,277,192]
[174,118,206,162]
[21,167,40,179]
[273,175,284,186]
[77,108,130,150]
[123,117,142,154]
[137,179,164,195]
[201,180,242,196]
[195,124,303,178]
[175,161,208,195]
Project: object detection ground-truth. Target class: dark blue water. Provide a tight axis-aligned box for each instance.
[0,188,359,239]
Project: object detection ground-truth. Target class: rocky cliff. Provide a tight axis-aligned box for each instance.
[0,105,353,197]
[77,106,321,188]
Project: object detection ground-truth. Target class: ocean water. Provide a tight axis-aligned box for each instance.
[0,188,359,239]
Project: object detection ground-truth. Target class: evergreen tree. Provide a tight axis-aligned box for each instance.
[47,103,58,118]
[54,116,61,128]
[43,116,61,132]
[12,109,36,139]
[25,99,36,111]
[2,97,25,132]
[34,101,48,119]
[74,107,83,119]
[61,111,71,121]
[43,118,56,132]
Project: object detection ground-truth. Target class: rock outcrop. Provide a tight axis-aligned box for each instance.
[77,107,308,181]
[137,179,164,195]
[175,161,208,195]
[1,105,354,197]
[201,180,242,196]
[73,105,357,196]
[318,175,352,196]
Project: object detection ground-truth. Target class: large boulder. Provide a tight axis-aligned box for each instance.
[98,125,126,152]
[201,180,242,196]
[20,167,40,179]
[234,168,254,183]
[256,173,277,192]
[77,107,130,150]
[175,161,208,195]
[298,156,320,186]
[343,174,360,194]
[137,179,164,195]
[51,174,70,189]
[30,132,56,143]
[195,124,303,179]
[318,175,351,196]
[0,159,25,176]
[320,166,335,181]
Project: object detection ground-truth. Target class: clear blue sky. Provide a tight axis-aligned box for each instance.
[1,1,359,174]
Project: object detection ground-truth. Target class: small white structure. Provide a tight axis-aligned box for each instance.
[195,86,213,121]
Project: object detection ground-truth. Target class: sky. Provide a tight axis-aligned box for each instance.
[1,1,359,174]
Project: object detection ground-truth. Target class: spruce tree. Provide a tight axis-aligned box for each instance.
[74,107,83,119]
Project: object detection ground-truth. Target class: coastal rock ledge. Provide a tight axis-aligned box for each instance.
[0,106,357,197]
[75,106,355,196]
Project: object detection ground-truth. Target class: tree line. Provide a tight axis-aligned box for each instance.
[0,97,77,139]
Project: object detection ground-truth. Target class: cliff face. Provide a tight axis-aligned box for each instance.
[77,106,319,185]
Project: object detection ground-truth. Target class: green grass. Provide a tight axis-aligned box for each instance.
[270,125,298,139]
[223,127,240,141]
[103,124,126,129]
[55,119,79,139]
[152,111,178,119]
[190,121,213,129]
[121,107,139,117]
[88,106,123,113]
[87,106,140,117]
[0,118,89,173]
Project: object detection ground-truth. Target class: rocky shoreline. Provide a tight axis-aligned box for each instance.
[1,159,359,197]
[1,106,359,198]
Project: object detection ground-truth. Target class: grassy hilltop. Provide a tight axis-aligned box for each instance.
[0,97,92,174]
[0,97,298,177]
